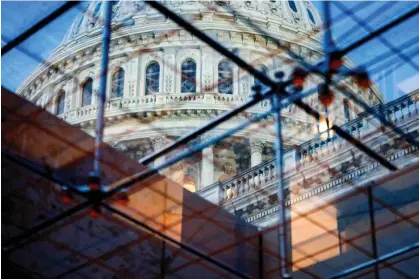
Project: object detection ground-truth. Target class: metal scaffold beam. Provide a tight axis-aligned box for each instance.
[2,1,419,278]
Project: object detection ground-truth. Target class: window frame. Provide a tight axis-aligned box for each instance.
[56,90,66,115]
[82,78,93,107]
[181,59,197,93]
[111,67,125,98]
[145,61,160,95]
[288,0,298,13]
[218,60,234,95]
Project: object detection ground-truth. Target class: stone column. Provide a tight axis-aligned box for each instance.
[92,67,100,105]
[249,139,264,167]
[127,56,139,98]
[201,46,214,93]
[65,77,78,110]
[201,145,215,188]
[150,134,170,167]
[163,47,176,94]
[239,49,251,96]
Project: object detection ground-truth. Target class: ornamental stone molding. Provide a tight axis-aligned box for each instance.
[249,139,265,154]
[12,0,418,231]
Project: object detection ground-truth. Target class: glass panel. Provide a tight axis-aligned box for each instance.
[307,8,315,24]
[82,78,93,106]
[57,91,65,114]
[289,0,298,12]
[146,62,160,95]
[218,60,233,94]
[181,59,197,93]
[93,2,102,17]
[111,68,125,98]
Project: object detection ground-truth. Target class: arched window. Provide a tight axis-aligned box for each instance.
[145,62,160,95]
[181,59,197,93]
[82,78,93,106]
[56,90,65,115]
[289,0,298,13]
[93,2,102,17]
[253,65,268,90]
[111,68,125,98]
[307,9,315,24]
[218,60,233,94]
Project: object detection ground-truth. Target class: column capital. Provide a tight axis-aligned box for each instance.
[249,138,265,154]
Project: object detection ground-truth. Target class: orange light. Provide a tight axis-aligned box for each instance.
[116,193,129,206]
[355,71,371,89]
[60,194,73,205]
[292,67,308,87]
[88,175,101,191]
[329,52,343,70]
[89,183,100,191]
[318,85,334,107]
[330,58,343,70]
[89,207,101,219]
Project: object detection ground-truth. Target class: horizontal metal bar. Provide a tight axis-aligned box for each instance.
[102,203,252,279]
[327,242,419,279]
[2,1,80,56]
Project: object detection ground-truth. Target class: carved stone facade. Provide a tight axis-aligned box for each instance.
[16,1,395,230]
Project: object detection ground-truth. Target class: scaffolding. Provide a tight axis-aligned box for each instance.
[2,1,419,278]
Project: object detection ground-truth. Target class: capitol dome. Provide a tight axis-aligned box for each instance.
[17,0,384,191]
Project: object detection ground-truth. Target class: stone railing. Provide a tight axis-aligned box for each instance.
[298,89,419,167]
[221,160,278,201]
[59,93,271,123]
[244,144,418,224]
[200,90,419,203]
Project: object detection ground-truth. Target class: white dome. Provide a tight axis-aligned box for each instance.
[65,1,322,44]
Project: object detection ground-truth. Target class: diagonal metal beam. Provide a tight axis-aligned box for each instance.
[3,201,90,253]
[143,1,396,170]
[3,0,406,253]
[332,82,419,149]
[335,1,419,72]
[1,1,80,56]
[340,6,419,55]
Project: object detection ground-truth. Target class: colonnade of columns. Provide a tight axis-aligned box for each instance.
[147,134,267,190]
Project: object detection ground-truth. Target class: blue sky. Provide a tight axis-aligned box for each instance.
[2,1,418,101]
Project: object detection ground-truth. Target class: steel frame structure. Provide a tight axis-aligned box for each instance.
[2,1,419,279]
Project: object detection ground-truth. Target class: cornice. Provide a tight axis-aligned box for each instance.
[18,22,322,97]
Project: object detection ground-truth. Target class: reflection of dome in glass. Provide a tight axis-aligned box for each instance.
[16,0,385,197]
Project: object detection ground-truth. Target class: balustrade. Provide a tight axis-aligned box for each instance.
[212,90,419,203]
[61,92,273,122]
